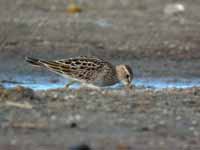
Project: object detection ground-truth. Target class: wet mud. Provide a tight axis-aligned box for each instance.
[0,86,200,149]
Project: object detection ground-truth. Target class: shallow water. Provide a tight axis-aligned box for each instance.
[135,77,200,89]
[1,75,200,90]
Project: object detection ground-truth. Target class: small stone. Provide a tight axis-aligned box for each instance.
[192,120,198,126]
[159,120,165,125]
[64,95,75,100]
[52,92,58,98]
[41,92,46,97]
[140,126,150,132]
[74,114,82,121]
[117,144,130,150]
[66,116,74,123]
[159,140,165,146]
[10,138,17,145]
[148,124,155,130]
[164,3,185,16]
[176,116,182,121]
[51,115,57,121]
[162,109,168,115]
[189,126,195,131]
[66,3,82,14]
[43,40,51,46]
[69,122,78,128]
[193,131,199,137]
[13,86,35,99]
[118,118,126,123]
[95,19,112,28]
[69,144,91,150]
[50,5,57,11]
[65,114,82,127]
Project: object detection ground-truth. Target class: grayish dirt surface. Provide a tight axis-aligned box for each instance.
[0,86,200,150]
[0,0,200,78]
[0,0,200,149]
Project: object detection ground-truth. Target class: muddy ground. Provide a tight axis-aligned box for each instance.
[0,86,200,150]
[0,0,200,149]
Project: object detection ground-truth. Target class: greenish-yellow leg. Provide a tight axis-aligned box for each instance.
[65,80,78,88]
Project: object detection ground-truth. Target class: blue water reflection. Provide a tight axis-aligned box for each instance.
[2,76,200,90]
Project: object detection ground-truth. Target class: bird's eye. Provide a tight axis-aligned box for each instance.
[126,74,129,79]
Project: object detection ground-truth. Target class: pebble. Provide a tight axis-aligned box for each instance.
[10,138,17,145]
[193,131,199,136]
[117,144,130,150]
[43,40,51,46]
[192,120,198,126]
[164,3,185,16]
[50,5,57,11]
[95,19,112,28]
[162,109,169,115]
[74,114,82,121]
[69,122,78,128]
[51,115,57,121]
[189,126,195,131]
[66,3,82,14]
[176,116,182,121]
[64,95,76,100]
[159,120,166,125]
[52,92,58,98]
[65,114,82,125]
[12,86,35,99]
[139,125,150,132]
[69,144,91,150]
[159,140,165,146]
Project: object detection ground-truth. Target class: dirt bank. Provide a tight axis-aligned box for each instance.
[0,86,200,149]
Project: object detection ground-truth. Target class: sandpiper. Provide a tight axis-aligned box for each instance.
[25,56,133,88]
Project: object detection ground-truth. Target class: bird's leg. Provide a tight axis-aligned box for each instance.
[65,80,77,88]
[128,84,133,89]
[125,83,134,91]
[81,83,101,90]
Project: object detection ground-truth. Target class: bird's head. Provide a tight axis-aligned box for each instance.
[116,64,133,88]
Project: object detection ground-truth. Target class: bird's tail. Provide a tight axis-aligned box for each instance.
[25,57,43,67]
[25,57,67,74]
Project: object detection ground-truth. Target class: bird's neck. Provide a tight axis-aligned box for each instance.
[115,65,123,81]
